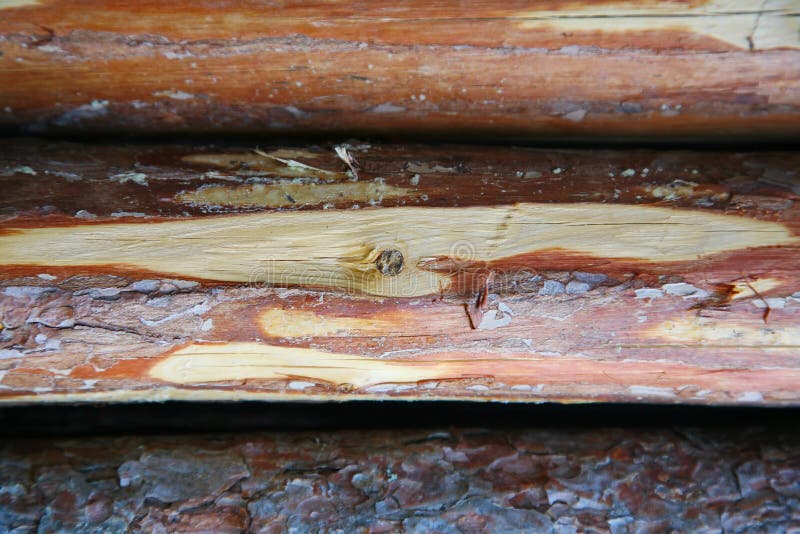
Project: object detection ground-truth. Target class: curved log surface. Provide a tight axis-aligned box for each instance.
[0,1,799,139]
[0,138,799,404]
[1,426,799,532]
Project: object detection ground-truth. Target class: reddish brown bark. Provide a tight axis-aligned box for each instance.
[0,1,798,140]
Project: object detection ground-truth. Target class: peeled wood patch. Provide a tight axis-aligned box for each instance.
[730,278,782,300]
[259,308,446,338]
[150,343,458,388]
[148,342,800,397]
[182,152,348,180]
[260,309,402,337]
[647,317,800,348]
[176,182,411,208]
[0,0,39,7]
[0,203,796,297]
[517,0,800,50]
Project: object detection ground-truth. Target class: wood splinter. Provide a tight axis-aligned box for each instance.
[466,272,495,329]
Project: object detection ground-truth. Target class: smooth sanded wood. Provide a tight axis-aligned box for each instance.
[0,0,798,139]
[0,139,799,405]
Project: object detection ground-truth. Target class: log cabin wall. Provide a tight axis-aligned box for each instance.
[1,1,800,532]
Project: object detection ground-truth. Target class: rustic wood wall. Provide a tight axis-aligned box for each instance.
[2,2,799,531]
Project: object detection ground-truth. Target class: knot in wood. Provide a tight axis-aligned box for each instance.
[376,249,404,276]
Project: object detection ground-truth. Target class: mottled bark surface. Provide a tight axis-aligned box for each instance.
[1,0,798,140]
[1,139,799,404]
[1,425,799,532]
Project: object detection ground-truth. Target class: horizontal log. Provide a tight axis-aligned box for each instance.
[0,138,799,405]
[0,1,799,139]
[2,425,799,531]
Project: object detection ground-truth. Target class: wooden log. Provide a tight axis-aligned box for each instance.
[0,138,799,405]
[1,425,799,532]
[0,1,799,140]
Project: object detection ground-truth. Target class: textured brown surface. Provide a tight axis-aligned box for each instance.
[1,139,799,405]
[1,425,799,532]
[0,1,798,140]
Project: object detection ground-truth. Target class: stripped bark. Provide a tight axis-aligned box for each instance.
[1,426,799,532]
[0,139,799,404]
[0,1,798,139]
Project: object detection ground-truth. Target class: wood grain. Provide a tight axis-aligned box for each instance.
[1,138,799,405]
[0,0,798,139]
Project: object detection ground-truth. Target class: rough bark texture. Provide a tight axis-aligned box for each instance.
[1,425,799,532]
[1,139,799,405]
[0,0,799,140]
